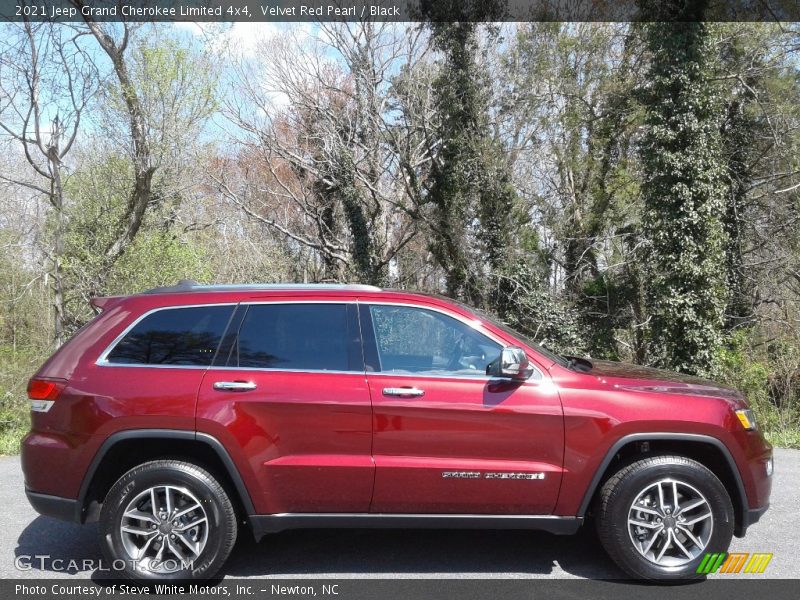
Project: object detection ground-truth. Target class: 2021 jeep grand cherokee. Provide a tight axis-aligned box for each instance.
[22,282,772,581]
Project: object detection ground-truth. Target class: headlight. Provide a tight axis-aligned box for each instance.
[766,456,774,477]
[735,408,757,430]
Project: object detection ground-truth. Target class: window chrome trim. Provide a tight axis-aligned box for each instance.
[94,298,544,382]
[206,366,365,375]
[95,302,238,368]
[361,300,545,382]
[204,365,516,381]
[96,300,357,372]
[363,300,507,347]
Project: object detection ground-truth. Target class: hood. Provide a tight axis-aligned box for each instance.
[587,359,745,403]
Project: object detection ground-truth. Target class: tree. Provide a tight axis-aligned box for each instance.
[502,23,645,360]
[220,22,421,285]
[418,1,516,304]
[72,13,153,269]
[60,150,212,326]
[0,20,98,345]
[69,15,217,301]
[638,2,729,374]
[73,10,217,285]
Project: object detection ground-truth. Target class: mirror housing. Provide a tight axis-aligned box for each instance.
[486,347,534,381]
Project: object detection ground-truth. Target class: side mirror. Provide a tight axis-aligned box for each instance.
[486,347,534,381]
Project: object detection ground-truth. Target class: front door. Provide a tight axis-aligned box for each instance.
[362,303,564,515]
[196,302,373,515]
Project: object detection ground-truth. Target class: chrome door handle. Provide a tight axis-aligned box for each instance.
[213,381,257,392]
[382,387,425,398]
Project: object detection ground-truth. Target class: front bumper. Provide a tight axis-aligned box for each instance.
[25,488,80,523]
[736,504,769,537]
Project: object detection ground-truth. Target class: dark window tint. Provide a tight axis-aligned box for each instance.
[235,304,350,371]
[369,305,501,376]
[106,306,233,366]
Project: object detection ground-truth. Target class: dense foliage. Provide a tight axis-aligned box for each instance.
[2,20,800,451]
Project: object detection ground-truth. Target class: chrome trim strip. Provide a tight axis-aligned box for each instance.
[94,302,238,368]
[208,366,510,382]
[94,298,544,382]
[208,367,364,375]
[95,300,353,369]
[360,300,544,382]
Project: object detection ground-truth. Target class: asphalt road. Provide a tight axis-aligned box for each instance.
[2,449,797,580]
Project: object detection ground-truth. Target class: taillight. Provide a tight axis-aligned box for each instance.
[27,378,65,412]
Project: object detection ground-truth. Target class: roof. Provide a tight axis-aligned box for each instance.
[141,280,382,295]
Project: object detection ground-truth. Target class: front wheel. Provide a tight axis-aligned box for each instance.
[99,460,238,580]
[596,454,734,580]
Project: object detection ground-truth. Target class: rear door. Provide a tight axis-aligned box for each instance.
[93,303,236,432]
[196,301,373,515]
[362,303,564,515]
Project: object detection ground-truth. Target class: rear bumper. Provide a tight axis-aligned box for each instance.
[25,488,80,523]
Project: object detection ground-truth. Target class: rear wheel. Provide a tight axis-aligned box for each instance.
[99,460,237,580]
[596,454,734,580]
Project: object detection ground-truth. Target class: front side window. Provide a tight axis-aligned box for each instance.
[369,305,502,376]
[233,303,351,371]
[106,305,234,366]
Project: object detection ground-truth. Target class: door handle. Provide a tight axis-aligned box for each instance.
[382,387,425,398]
[213,381,257,392]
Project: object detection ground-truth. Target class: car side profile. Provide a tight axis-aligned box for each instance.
[22,282,772,581]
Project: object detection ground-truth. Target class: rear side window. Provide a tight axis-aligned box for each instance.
[233,304,351,371]
[105,306,234,366]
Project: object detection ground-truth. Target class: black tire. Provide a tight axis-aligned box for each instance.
[99,460,237,581]
[596,454,734,581]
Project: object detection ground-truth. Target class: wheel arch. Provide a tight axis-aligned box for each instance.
[77,429,256,525]
[577,433,748,535]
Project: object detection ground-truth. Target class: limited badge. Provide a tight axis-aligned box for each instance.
[484,472,545,480]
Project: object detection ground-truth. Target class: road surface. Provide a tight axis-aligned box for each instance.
[3,449,797,579]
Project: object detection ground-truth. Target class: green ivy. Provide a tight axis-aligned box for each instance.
[639,18,729,376]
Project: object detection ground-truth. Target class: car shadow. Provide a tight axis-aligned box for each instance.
[16,515,626,580]
[15,516,99,575]
[223,526,626,579]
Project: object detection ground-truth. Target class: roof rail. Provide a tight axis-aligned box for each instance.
[141,280,382,294]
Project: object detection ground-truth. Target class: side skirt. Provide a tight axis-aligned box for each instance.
[249,513,583,540]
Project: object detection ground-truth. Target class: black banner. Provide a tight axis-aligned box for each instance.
[6,579,800,600]
[2,0,800,23]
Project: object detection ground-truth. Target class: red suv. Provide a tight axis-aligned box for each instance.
[22,282,772,581]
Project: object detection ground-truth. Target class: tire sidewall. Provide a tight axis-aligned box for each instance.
[99,463,235,581]
[602,459,734,580]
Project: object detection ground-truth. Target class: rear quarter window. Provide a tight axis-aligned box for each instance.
[104,305,234,366]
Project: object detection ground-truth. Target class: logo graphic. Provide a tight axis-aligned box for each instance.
[696,552,773,574]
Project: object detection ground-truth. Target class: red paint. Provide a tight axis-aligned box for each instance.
[196,369,373,513]
[367,373,563,514]
[21,287,772,526]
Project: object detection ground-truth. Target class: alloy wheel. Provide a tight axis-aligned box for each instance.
[119,485,209,574]
[627,478,713,567]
